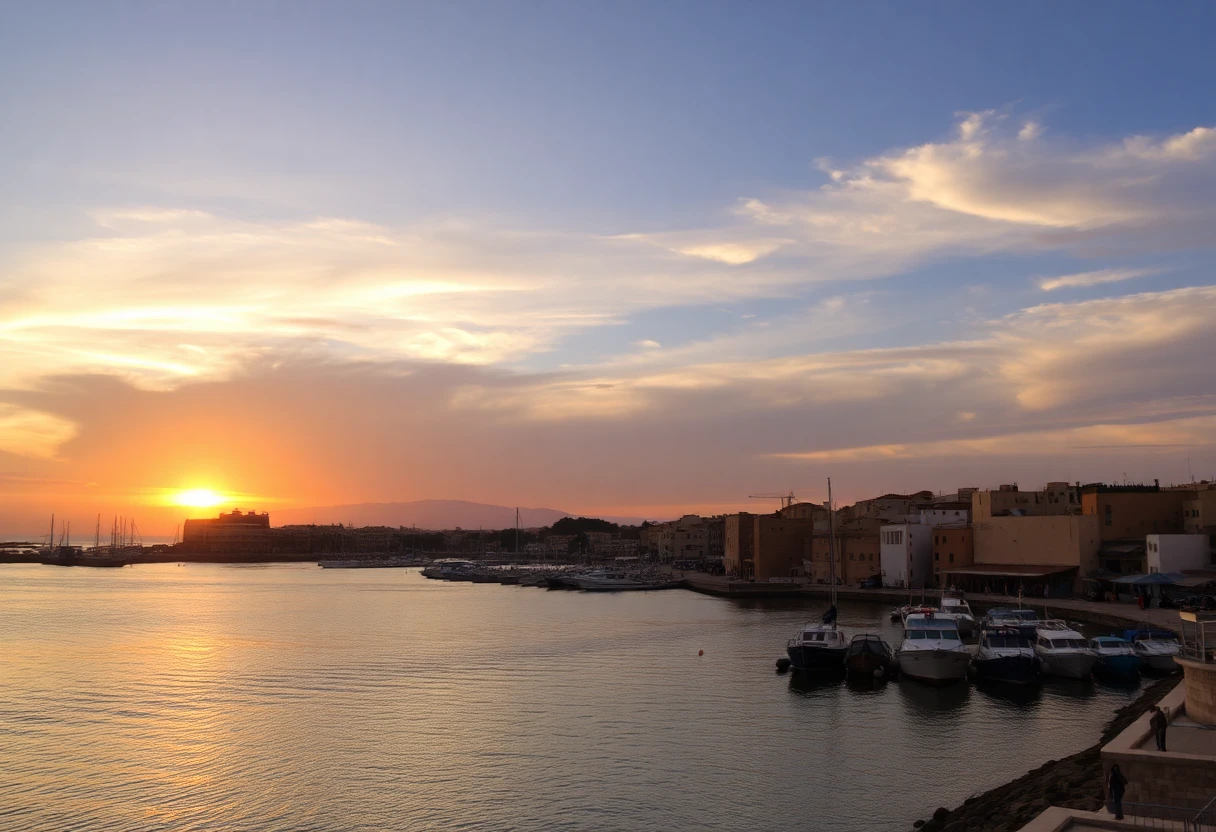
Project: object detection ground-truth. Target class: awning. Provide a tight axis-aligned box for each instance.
[940,564,1078,578]
[1101,542,1146,556]
[1111,572,1187,585]
[1174,573,1216,588]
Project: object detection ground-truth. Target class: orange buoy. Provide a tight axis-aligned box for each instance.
[698,649,704,656]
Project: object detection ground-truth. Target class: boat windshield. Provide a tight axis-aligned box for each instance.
[985,635,1023,648]
[908,630,952,640]
[803,632,826,641]
[1044,638,1087,649]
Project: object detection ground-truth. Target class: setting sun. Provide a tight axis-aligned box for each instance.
[171,488,227,508]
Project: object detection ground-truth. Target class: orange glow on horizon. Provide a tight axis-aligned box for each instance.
[170,488,228,508]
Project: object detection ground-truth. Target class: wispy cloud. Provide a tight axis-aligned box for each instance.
[1037,267,1162,292]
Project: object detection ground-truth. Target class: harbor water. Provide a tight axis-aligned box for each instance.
[0,564,1145,832]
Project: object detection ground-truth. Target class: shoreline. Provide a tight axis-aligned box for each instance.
[908,674,1182,832]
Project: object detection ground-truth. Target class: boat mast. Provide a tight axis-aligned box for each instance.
[49,514,55,555]
[827,478,837,610]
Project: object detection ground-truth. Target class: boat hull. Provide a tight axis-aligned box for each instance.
[1094,654,1142,677]
[845,651,891,678]
[897,649,970,685]
[1037,651,1097,679]
[787,644,847,672]
[1138,652,1179,673]
[974,654,1039,685]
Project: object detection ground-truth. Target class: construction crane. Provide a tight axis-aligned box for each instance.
[748,491,799,510]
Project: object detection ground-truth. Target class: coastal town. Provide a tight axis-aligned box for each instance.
[25,478,1215,605]
[8,478,1216,831]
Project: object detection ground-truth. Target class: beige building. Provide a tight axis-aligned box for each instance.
[932,525,973,585]
[1183,485,1216,563]
[972,482,1079,517]
[723,513,756,578]
[964,491,1101,594]
[751,516,814,581]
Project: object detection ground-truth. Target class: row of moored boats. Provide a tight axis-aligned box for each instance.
[421,560,681,592]
[785,596,1181,686]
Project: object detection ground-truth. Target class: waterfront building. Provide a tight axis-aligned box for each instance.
[1181,484,1216,564]
[932,524,973,586]
[750,516,813,581]
[1082,481,1195,574]
[723,513,756,578]
[182,509,276,553]
[965,491,1100,595]
[808,523,879,586]
[878,522,933,589]
[1146,534,1211,573]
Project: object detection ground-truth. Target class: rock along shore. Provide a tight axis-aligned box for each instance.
[909,674,1182,832]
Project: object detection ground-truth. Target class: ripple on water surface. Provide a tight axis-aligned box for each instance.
[0,564,1144,831]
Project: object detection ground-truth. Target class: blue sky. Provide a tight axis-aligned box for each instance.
[1,2,1215,528]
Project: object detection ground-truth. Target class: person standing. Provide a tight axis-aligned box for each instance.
[1107,765,1127,820]
[1150,705,1169,751]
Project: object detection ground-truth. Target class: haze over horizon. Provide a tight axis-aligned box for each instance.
[4,2,1216,538]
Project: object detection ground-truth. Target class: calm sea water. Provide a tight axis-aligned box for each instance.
[0,564,1142,832]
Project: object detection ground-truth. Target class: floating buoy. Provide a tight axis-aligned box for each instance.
[698,649,704,656]
[873,667,884,679]
[776,657,792,673]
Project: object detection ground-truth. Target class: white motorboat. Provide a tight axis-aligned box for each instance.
[896,613,970,685]
[938,593,976,638]
[572,572,678,591]
[1123,629,1181,673]
[1034,621,1097,679]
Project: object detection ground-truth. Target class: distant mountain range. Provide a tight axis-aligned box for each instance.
[271,499,651,530]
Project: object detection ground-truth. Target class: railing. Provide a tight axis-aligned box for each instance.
[1118,800,1214,830]
[1179,611,1216,664]
[1193,795,1216,832]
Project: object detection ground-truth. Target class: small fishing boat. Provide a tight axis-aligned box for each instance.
[1034,621,1097,679]
[897,613,970,685]
[845,633,895,679]
[973,625,1039,685]
[1122,629,1181,673]
[1089,636,1142,678]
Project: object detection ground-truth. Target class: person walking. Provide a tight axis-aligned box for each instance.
[1150,705,1169,751]
[1107,765,1128,820]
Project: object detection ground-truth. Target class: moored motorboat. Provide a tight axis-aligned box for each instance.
[1090,636,1142,678]
[973,625,1039,685]
[939,592,976,638]
[845,633,894,679]
[897,613,970,685]
[1122,629,1181,673]
[573,574,680,591]
[1034,621,1097,679]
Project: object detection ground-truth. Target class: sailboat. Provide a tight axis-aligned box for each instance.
[786,479,849,672]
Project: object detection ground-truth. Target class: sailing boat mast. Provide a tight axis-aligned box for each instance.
[49,514,55,555]
[827,478,837,609]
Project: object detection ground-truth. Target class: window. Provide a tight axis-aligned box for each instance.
[934,552,939,562]
[1104,504,1112,526]
[949,553,954,563]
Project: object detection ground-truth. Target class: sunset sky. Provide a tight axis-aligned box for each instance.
[3,2,1216,536]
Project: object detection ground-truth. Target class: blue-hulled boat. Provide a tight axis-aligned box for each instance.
[1089,636,1142,678]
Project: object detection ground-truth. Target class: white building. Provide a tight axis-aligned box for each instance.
[879,523,934,588]
[1146,534,1211,573]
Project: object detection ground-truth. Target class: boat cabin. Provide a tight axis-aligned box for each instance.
[903,613,962,643]
[794,626,847,648]
[982,627,1032,649]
